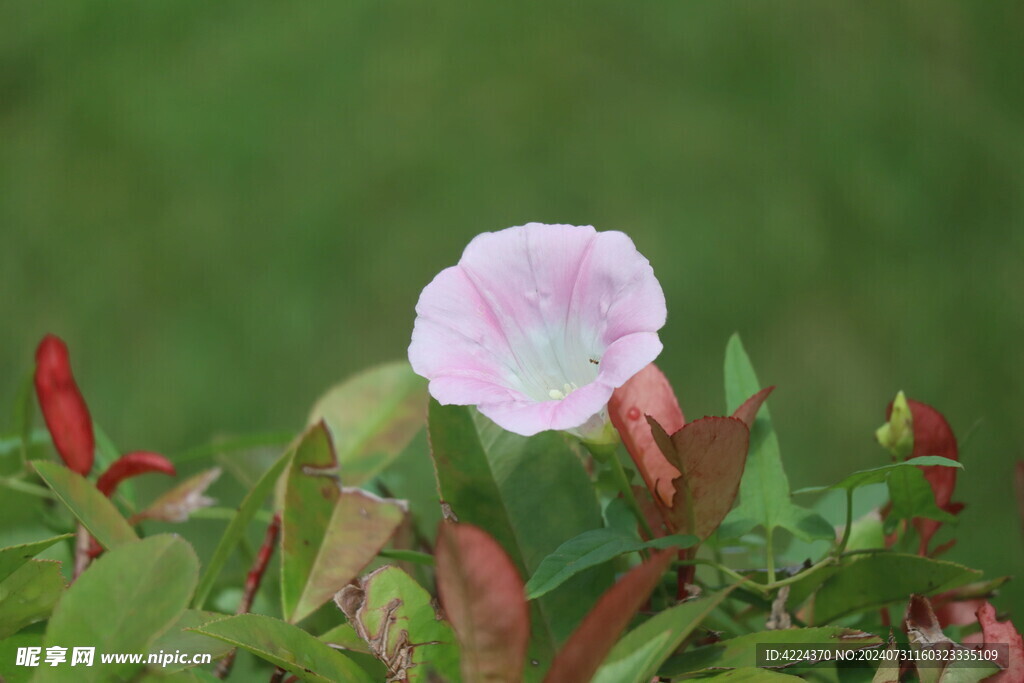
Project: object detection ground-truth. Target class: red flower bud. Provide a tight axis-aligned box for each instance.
[96,451,176,497]
[34,334,95,476]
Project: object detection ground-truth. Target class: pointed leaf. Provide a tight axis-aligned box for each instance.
[0,534,72,583]
[149,609,236,672]
[435,523,529,682]
[429,401,611,671]
[542,549,675,683]
[811,553,980,624]
[189,613,373,683]
[308,360,427,486]
[609,363,686,508]
[526,528,695,600]
[593,589,734,683]
[281,422,405,623]
[34,334,94,475]
[648,415,750,539]
[131,468,221,524]
[36,535,198,683]
[661,626,882,676]
[335,565,461,682]
[722,334,832,541]
[0,560,65,639]
[731,385,774,429]
[796,456,961,495]
[193,448,292,609]
[32,461,138,549]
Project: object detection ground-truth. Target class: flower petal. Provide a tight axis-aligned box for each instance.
[409,223,666,437]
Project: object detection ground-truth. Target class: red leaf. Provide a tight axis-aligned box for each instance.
[34,334,95,476]
[886,397,962,556]
[647,416,750,539]
[731,385,775,429]
[969,602,1024,682]
[609,363,685,508]
[958,602,1024,679]
[542,549,674,683]
[435,523,529,683]
[96,451,176,497]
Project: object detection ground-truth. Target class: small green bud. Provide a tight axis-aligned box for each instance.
[876,390,914,460]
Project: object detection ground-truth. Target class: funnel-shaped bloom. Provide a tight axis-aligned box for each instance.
[409,223,666,437]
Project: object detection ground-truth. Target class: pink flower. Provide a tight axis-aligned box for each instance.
[409,223,666,438]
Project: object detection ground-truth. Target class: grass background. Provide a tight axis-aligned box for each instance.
[2,2,1022,615]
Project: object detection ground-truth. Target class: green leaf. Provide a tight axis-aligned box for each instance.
[376,430,441,544]
[811,553,981,624]
[661,626,883,675]
[700,668,803,681]
[429,401,613,671]
[0,560,65,639]
[280,423,405,623]
[32,461,138,549]
[525,529,696,600]
[0,534,72,583]
[148,609,235,672]
[189,613,373,683]
[721,334,832,542]
[307,360,427,486]
[0,630,42,683]
[337,565,461,682]
[36,535,199,683]
[543,550,676,683]
[795,457,962,494]
[592,589,733,683]
[192,443,292,609]
[319,623,370,654]
[886,466,958,531]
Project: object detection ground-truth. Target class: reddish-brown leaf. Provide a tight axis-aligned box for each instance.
[435,522,529,683]
[886,398,963,556]
[609,363,685,508]
[96,451,177,497]
[731,385,775,429]
[968,602,1024,682]
[647,416,750,539]
[34,334,95,476]
[542,549,674,683]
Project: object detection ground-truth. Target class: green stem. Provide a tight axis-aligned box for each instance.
[597,445,656,541]
[765,526,777,584]
[835,489,854,558]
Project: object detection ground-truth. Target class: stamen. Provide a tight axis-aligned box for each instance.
[548,382,579,401]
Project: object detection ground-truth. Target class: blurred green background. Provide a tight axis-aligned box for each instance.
[2,1,1022,615]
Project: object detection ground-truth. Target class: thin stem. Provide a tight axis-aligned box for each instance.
[605,450,656,540]
[215,512,282,680]
[835,489,854,557]
[765,526,777,584]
